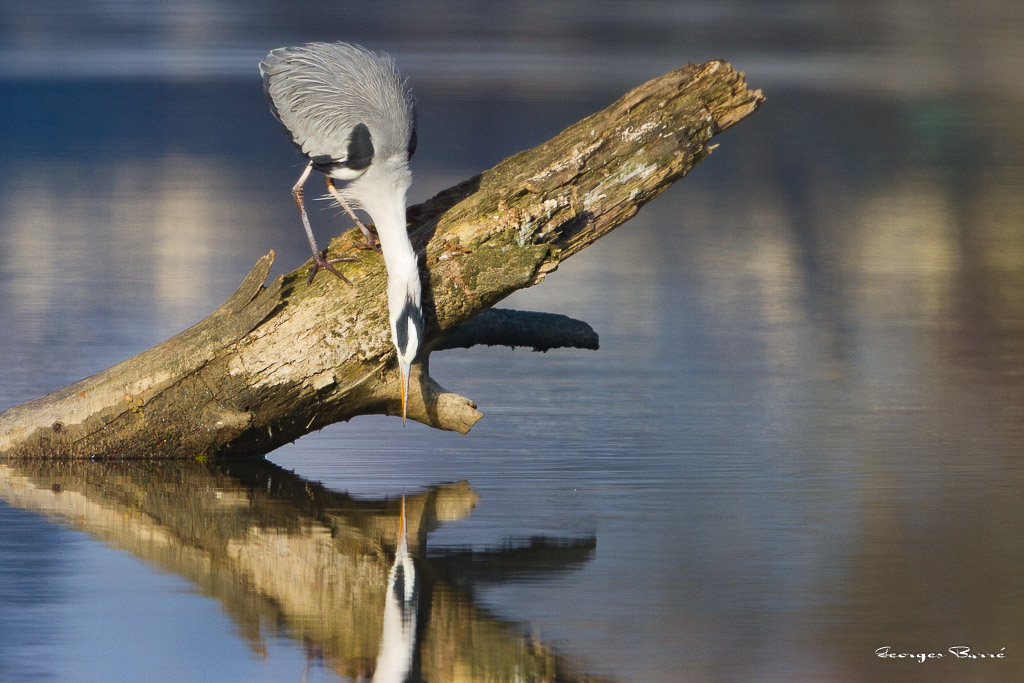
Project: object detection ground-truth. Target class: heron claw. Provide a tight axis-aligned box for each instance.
[307,252,357,285]
[353,235,383,253]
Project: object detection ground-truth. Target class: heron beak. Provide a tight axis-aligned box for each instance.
[399,493,406,539]
[400,364,411,426]
[397,492,409,554]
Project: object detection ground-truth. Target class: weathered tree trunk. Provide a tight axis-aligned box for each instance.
[0,61,763,458]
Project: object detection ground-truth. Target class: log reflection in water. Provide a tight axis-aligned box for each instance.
[0,459,603,681]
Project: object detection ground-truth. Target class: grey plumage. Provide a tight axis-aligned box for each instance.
[260,42,416,175]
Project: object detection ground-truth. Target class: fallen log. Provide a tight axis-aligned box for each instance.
[0,61,763,458]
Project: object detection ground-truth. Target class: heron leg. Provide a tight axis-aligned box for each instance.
[292,162,358,285]
[325,177,381,252]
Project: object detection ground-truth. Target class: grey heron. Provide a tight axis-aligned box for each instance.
[260,41,423,424]
[372,493,418,682]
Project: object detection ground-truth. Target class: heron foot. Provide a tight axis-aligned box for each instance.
[353,233,382,253]
[307,252,359,285]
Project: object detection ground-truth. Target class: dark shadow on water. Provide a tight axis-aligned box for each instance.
[429,536,596,588]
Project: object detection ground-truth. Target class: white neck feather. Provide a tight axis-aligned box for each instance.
[353,161,422,362]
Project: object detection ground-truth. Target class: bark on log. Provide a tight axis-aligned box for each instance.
[0,61,763,458]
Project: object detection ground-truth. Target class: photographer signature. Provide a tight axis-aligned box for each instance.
[875,646,1007,663]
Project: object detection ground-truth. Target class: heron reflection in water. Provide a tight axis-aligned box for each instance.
[370,494,418,682]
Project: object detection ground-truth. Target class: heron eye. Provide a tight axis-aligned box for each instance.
[344,122,374,171]
[407,128,418,160]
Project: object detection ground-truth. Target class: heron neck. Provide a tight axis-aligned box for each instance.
[355,162,419,308]
[364,195,421,319]
[375,209,416,280]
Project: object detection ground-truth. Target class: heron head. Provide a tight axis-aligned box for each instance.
[390,285,423,426]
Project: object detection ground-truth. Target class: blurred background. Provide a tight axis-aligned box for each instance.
[1,1,1023,681]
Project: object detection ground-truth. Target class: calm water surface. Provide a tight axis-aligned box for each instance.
[2,2,1024,682]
